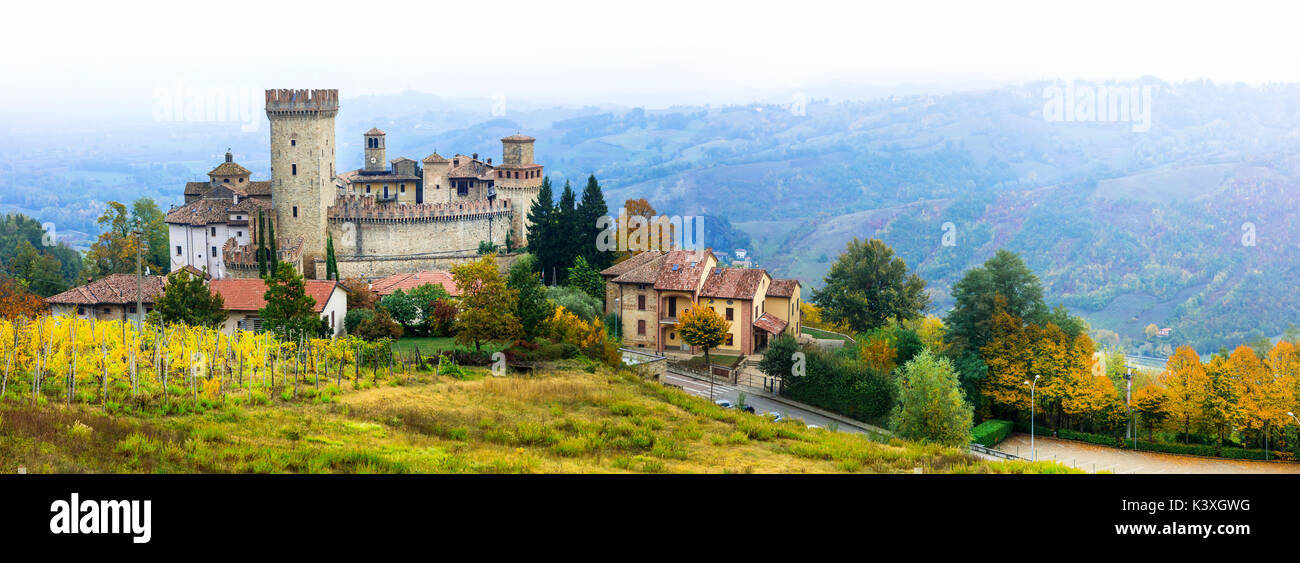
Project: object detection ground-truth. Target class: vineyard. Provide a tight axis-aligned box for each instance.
[0,315,428,413]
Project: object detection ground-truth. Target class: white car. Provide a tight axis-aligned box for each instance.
[764,412,783,422]
[714,399,733,408]
[806,424,822,430]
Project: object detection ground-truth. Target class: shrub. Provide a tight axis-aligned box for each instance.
[971,419,1014,447]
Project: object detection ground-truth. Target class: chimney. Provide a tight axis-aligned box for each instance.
[225,148,233,163]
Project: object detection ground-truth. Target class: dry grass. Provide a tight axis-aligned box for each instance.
[0,364,1083,474]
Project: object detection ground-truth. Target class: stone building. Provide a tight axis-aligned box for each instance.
[601,250,801,356]
[45,274,166,320]
[167,89,543,283]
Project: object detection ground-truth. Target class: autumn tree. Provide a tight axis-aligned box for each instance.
[811,237,928,334]
[83,201,139,279]
[452,255,522,351]
[154,268,227,328]
[890,349,973,446]
[1131,385,1170,440]
[0,274,48,319]
[1159,346,1211,443]
[677,306,730,399]
[339,277,377,310]
[1233,344,1293,450]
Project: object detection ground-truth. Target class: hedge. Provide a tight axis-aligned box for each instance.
[972,419,1014,447]
[1055,428,1291,461]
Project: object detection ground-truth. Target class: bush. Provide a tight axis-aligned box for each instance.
[545,285,602,322]
[971,419,1013,447]
[345,308,375,334]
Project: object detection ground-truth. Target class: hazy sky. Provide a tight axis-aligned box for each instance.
[4,0,1299,116]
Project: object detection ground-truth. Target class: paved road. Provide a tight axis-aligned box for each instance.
[660,370,869,435]
[994,434,1300,474]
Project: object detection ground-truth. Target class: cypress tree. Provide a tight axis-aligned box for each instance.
[526,176,556,283]
[256,211,267,278]
[268,220,279,275]
[576,174,611,270]
[554,180,579,284]
[325,233,338,280]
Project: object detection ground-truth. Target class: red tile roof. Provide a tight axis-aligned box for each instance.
[753,313,788,335]
[767,278,800,298]
[370,270,461,297]
[46,274,166,306]
[653,249,714,292]
[700,268,769,300]
[208,279,339,313]
[601,251,663,278]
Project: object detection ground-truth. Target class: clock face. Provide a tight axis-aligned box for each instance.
[369,157,376,164]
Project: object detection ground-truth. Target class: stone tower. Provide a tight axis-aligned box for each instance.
[496,134,543,246]
[265,89,338,279]
[363,128,386,172]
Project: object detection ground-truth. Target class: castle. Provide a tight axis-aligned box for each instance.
[167,89,542,281]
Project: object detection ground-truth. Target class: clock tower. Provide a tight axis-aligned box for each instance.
[363,127,386,172]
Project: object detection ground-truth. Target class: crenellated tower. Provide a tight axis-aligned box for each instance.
[265,88,338,279]
[495,134,543,246]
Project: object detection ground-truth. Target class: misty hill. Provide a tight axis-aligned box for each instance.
[4,79,1300,353]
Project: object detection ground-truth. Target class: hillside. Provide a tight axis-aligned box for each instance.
[6,80,1300,352]
[0,363,1069,474]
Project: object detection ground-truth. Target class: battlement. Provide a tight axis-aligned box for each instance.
[265,89,339,115]
[328,194,511,223]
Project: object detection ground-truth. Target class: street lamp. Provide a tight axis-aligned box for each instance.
[1124,365,1136,450]
[1289,412,1299,427]
[1023,375,1040,461]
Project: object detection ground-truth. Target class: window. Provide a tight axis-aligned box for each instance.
[223,178,230,183]
[667,297,676,317]
[637,320,646,335]
[129,305,137,314]
[176,245,182,255]
[726,307,733,321]
[637,295,646,310]
[211,227,217,236]
[366,186,371,194]
[238,231,243,237]
[291,139,296,146]
[726,334,733,346]
[400,183,405,193]
[211,246,217,256]
[292,164,297,175]
[293,206,298,217]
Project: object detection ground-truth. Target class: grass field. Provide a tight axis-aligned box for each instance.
[678,354,742,371]
[804,327,853,342]
[0,362,1079,474]
[389,336,505,356]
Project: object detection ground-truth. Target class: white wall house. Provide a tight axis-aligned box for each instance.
[208,279,348,338]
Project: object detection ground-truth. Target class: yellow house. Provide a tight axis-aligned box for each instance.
[601,249,801,356]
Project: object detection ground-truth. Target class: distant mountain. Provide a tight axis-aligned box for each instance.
[6,79,1300,353]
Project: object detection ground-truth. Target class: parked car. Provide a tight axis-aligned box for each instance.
[806,424,822,430]
[714,399,733,408]
[764,412,783,422]
[741,405,756,413]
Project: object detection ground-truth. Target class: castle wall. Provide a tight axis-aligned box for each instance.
[319,252,521,280]
[325,211,511,278]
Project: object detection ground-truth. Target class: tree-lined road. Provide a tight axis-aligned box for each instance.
[660,370,872,435]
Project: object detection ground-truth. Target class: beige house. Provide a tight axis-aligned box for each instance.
[601,249,801,356]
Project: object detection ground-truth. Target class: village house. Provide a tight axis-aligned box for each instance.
[601,249,801,356]
[208,278,348,337]
[369,270,461,298]
[45,274,166,321]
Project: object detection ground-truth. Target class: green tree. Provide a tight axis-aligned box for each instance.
[576,174,611,270]
[82,201,138,279]
[544,285,602,322]
[9,240,67,297]
[758,333,800,380]
[154,268,227,327]
[259,262,322,340]
[507,254,554,339]
[552,180,580,284]
[325,233,339,281]
[890,349,973,446]
[267,220,279,275]
[944,249,1049,407]
[379,289,420,330]
[408,283,452,336]
[526,177,558,283]
[811,237,928,334]
[567,255,604,302]
[452,255,522,351]
[256,211,268,278]
[131,198,169,274]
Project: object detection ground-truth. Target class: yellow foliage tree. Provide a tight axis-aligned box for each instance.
[1159,346,1210,443]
